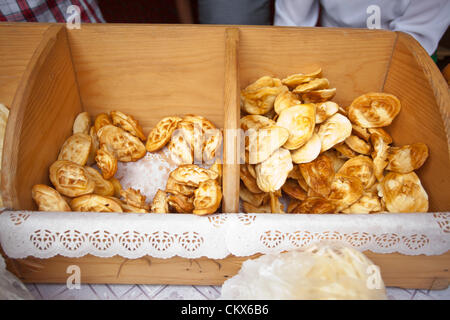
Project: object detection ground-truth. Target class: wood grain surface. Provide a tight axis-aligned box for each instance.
[0,23,50,108]
[1,25,82,210]
[3,250,448,289]
[383,32,450,212]
[67,24,226,132]
[238,26,397,108]
[222,28,240,213]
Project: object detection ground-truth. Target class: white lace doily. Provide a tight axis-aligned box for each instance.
[0,210,448,259]
[115,148,178,202]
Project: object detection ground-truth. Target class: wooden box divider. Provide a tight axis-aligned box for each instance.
[222,27,240,213]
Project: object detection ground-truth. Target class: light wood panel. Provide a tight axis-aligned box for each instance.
[364,251,449,290]
[67,24,226,132]
[238,26,397,108]
[383,32,450,212]
[1,25,82,210]
[222,28,240,213]
[3,251,448,289]
[0,23,50,108]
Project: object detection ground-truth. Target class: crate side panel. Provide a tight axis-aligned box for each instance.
[67,25,226,131]
[2,26,82,210]
[238,27,396,107]
[5,252,449,289]
[384,33,450,212]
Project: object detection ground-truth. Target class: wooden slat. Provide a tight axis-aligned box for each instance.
[222,28,240,213]
[4,251,449,289]
[365,251,450,290]
[1,25,83,210]
[383,32,450,211]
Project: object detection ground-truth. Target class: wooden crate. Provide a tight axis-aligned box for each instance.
[0,23,449,289]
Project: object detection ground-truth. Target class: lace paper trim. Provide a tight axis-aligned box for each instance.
[0,211,448,259]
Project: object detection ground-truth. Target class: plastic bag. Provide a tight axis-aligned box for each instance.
[220,242,387,300]
[0,255,34,300]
